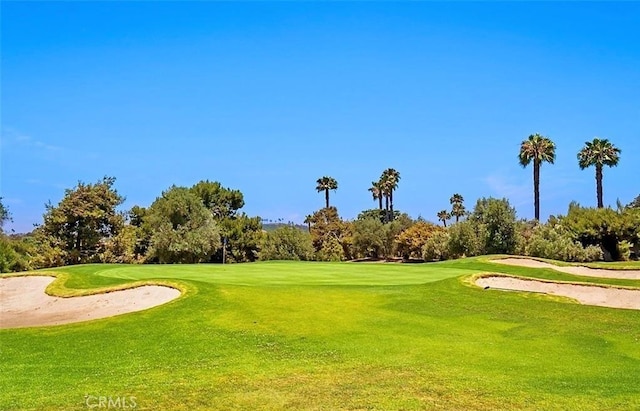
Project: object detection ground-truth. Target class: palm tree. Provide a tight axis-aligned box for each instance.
[380,168,400,222]
[303,214,313,233]
[316,176,338,208]
[368,181,383,210]
[518,133,556,220]
[449,193,466,222]
[437,210,451,227]
[578,138,621,208]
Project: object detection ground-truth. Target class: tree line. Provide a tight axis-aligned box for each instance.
[0,134,636,271]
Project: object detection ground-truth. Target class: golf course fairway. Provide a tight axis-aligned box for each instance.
[2,258,640,410]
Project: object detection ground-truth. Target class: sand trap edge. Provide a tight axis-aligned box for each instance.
[470,273,640,310]
[1,271,190,299]
[0,273,188,329]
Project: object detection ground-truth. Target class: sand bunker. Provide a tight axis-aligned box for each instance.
[0,276,181,329]
[477,276,640,310]
[492,258,640,280]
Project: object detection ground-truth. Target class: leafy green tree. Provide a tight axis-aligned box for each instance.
[101,225,139,263]
[627,195,640,209]
[449,193,466,222]
[218,214,263,263]
[260,225,314,261]
[395,221,443,259]
[469,197,518,255]
[437,210,451,227]
[0,198,25,272]
[352,217,386,259]
[447,220,485,258]
[561,204,621,261]
[41,177,125,265]
[524,220,602,262]
[24,227,64,269]
[357,208,395,223]
[561,203,639,261]
[422,230,450,261]
[190,180,244,219]
[0,238,19,273]
[316,176,338,208]
[577,138,621,208]
[383,213,413,259]
[0,197,12,233]
[309,206,351,260]
[621,207,640,259]
[129,205,147,227]
[128,205,152,260]
[317,236,345,262]
[519,133,556,220]
[146,186,220,263]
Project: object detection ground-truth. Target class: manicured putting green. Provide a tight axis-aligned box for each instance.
[55,260,475,286]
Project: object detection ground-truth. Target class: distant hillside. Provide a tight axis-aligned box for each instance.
[262,223,309,233]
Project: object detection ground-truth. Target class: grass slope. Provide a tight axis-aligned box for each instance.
[2,258,640,410]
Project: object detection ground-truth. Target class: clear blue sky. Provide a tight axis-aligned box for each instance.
[1,2,639,233]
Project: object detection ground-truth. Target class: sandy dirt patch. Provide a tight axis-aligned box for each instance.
[477,276,640,310]
[492,257,640,280]
[0,276,181,329]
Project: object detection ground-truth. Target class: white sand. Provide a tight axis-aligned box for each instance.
[0,276,180,329]
[493,257,640,280]
[476,276,640,310]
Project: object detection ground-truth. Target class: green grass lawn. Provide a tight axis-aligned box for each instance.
[2,258,640,410]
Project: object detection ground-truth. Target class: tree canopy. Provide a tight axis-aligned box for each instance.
[146,186,221,263]
[40,176,125,265]
[577,138,621,208]
[519,133,556,220]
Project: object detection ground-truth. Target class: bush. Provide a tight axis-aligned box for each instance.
[469,197,518,255]
[0,236,35,272]
[260,226,314,261]
[525,223,602,262]
[422,230,450,261]
[447,220,485,258]
[352,217,385,259]
[396,221,443,259]
[618,241,632,261]
[316,236,345,262]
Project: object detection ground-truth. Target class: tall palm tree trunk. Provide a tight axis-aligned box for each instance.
[325,189,330,208]
[384,195,390,223]
[378,195,383,210]
[533,160,540,220]
[596,164,604,208]
[389,190,394,215]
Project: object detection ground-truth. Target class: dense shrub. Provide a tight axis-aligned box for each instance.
[352,217,385,258]
[525,223,602,262]
[469,197,518,255]
[309,207,352,260]
[101,225,140,264]
[316,236,345,261]
[260,226,314,261]
[396,221,443,259]
[146,187,221,263]
[618,241,632,261]
[422,230,450,261]
[447,220,485,258]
